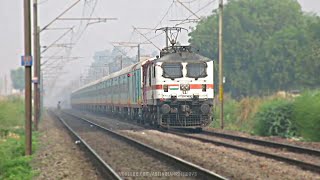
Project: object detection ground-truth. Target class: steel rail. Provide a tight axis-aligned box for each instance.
[49,111,122,180]
[202,130,320,157]
[63,111,228,180]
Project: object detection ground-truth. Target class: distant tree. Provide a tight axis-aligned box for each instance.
[10,67,25,92]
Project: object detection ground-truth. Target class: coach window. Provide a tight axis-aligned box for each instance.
[153,65,156,77]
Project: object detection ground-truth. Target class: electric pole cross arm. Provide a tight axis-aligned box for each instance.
[41,28,73,54]
[111,42,150,63]
[176,0,201,20]
[57,17,118,21]
[40,0,81,33]
[133,26,161,50]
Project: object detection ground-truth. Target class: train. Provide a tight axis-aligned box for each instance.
[71,45,215,130]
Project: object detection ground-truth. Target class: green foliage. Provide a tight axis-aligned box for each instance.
[253,99,296,137]
[0,135,37,180]
[0,97,37,180]
[189,0,320,97]
[10,67,25,92]
[293,91,320,141]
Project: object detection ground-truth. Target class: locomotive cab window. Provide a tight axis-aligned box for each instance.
[186,62,207,79]
[161,63,183,79]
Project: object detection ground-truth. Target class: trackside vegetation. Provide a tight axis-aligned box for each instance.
[0,96,37,180]
[213,90,320,141]
[292,91,320,141]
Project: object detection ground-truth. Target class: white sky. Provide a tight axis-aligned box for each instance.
[0,0,319,98]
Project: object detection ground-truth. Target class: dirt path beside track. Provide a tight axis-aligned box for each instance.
[32,111,103,180]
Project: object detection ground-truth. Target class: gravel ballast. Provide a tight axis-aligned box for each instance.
[61,113,198,180]
[72,110,320,179]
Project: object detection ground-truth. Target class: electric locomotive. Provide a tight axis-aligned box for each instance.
[71,27,215,130]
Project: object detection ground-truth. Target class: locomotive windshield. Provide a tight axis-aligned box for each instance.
[162,63,183,79]
[186,62,207,78]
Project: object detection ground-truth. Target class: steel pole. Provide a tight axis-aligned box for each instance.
[218,0,224,129]
[24,0,32,155]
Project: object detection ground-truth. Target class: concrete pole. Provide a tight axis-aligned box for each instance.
[33,0,39,130]
[37,26,41,119]
[137,44,140,62]
[24,0,32,155]
[218,0,224,129]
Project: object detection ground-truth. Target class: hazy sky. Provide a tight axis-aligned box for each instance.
[0,0,319,95]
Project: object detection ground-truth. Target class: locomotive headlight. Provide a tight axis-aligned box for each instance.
[200,103,211,114]
[161,104,171,114]
[163,84,168,92]
[202,84,207,92]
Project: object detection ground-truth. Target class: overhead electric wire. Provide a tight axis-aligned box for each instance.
[154,1,175,30]
[175,0,217,26]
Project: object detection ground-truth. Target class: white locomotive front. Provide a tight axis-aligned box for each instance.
[142,46,214,130]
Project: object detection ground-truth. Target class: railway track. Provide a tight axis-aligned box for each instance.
[66,110,320,174]
[202,130,320,156]
[49,111,122,180]
[58,110,227,180]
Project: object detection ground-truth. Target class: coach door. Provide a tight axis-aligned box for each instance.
[142,64,148,106]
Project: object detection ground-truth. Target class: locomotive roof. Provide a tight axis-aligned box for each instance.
[155,51,212,63]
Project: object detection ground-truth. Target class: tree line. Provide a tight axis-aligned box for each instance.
[189,0,320,97]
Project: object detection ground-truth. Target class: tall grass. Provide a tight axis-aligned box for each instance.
[213,95,264,134]
[212,95,239,130]
[0,96,24,131]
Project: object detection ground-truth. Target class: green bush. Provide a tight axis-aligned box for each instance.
[253,99,296,137]
[293,91,320,141]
